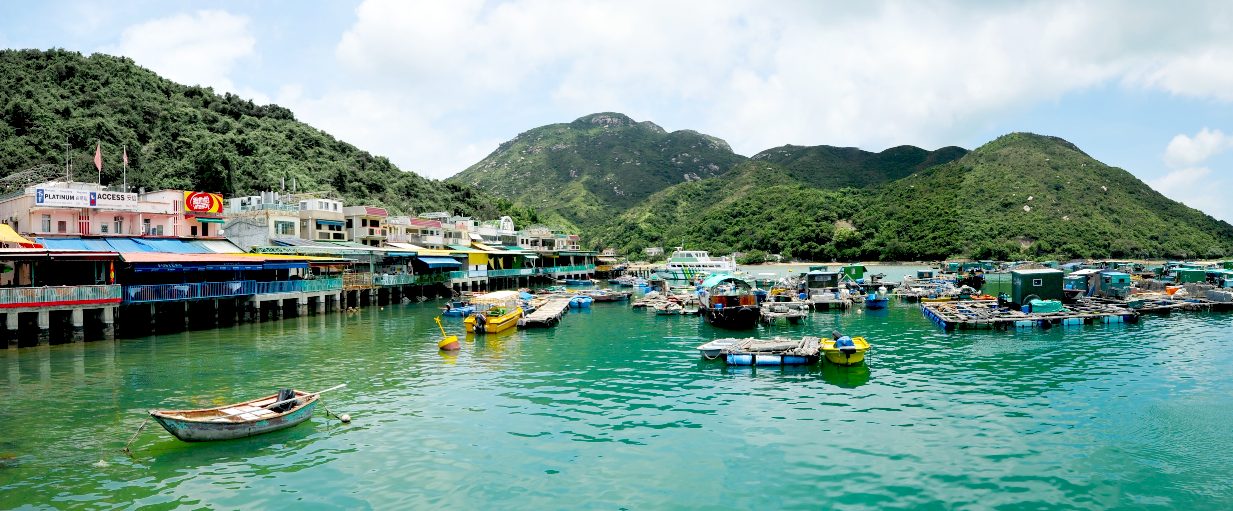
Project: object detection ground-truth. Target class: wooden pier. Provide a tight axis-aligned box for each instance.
[521,297,572,328]
[920,299,1138,331]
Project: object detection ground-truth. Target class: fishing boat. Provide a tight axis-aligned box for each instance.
[699,274,762,329]
[564,278,595,286]
[464,291,524,334]
[569,295,594,308]
[655,247,737,280]
[584,289,631,302]
[864,289,889,309]
[821,333,870,366]
[722,336,821,365]
[149,388,324,442]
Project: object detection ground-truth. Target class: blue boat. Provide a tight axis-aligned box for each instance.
[564,279,594,286]
[441,301,474,317]
[569,295,593,308]
[864,290,889,310]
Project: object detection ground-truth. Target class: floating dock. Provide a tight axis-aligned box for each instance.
[520,297,572,328]
[920,299,1138,330]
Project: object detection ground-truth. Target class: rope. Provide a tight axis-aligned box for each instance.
[122,418,150,456]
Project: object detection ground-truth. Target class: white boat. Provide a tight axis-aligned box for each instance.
[696,338,742,359]
[656,247,737,280]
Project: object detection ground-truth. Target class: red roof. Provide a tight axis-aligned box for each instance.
[409,218,441,228]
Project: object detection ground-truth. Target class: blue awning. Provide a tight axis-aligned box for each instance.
[135,239,211,253]
[106,238,149,252]
[38,237,92,251]
[316,219,345,226]
[132,262,264,272]
[417,256,462,268]
[263,261,310,270]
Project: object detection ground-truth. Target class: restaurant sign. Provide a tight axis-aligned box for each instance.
[34,187,137,210]
[183,191,224,213]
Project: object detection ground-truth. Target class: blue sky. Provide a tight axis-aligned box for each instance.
[2,1,1232,221]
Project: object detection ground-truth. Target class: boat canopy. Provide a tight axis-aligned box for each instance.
[416,256,462,268]
[700,274,753,290]
[471,290,521,304]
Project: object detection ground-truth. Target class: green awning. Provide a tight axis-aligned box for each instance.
[195,217,227,224]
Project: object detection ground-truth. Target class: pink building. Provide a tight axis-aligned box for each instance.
[0,181,226,239]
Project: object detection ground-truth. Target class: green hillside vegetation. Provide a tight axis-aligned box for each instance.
[597,133,1233,260]
[751,144,967,188]
[0,49,500,217]
[856,133,1233,260]
[449,112,747,229]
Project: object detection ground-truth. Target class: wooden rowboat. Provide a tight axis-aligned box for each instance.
[149,390,320,442]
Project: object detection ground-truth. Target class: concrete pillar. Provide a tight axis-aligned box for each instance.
[212,299,220,324]
[297,297,308,316]
[182,302,190,330]
[5,313,17,348]
[149,304,158,332]
[270,301,281,320]
[102,307,115,340]
[36,310,50,346]
[70,309,85,342]
[315,296,325,314]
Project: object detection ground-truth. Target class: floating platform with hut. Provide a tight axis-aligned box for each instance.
[920,299,1138,330]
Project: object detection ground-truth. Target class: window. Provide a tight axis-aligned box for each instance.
[114,216,123,235]
[41,215,51,232]
[100,224,109,234]
[57,220,67,233]
[191,225,198,236]
[202,224,209,237]
[1033,279,1043,286]
[275,221,295,236]
[346,219,353,228]
[143,219,152,235]
[360,218,368,227]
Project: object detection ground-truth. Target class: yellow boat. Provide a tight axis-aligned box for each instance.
[464,290,524,334]
[821,336,870,366]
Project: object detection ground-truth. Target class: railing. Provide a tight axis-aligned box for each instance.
[252,278,344,294]
[468,269,488,278]
[0,284,122,308]
[487,269,529,277]
[123,281,256,303]
[447,271,468,281]
[230,203,299,213]
[343,273,374,290]
[541,265,594,274]
[373,274,418,286]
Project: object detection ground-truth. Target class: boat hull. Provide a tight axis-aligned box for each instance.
[465,308,523,334]
[821,336,870,366]
[150,394,318,442]
[701,305,761,330]
[864,298,889,309]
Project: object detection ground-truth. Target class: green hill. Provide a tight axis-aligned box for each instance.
[0,49,499,217]
[751,144,967,188]
[596,133,1233,260]
[854,133,1233,260]
[448,113,747,229]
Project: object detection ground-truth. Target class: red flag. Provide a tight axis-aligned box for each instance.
[93,142,103,172]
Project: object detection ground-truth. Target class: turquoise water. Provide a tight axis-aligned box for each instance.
[2,270,1232,509]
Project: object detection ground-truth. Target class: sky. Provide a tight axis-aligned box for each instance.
[2,0,1232,221]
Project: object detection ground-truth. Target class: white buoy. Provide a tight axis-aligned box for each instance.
[93,459,110,468]
[340,414,352,423]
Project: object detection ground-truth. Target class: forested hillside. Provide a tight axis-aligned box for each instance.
[0,49,500,217]
[751,144,967,188]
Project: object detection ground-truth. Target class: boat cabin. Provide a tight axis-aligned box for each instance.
[840,264,866,281]
[805,270,840,289]
[916,270,935,279]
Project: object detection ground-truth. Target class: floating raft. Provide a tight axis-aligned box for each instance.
[723,336,821,365]
[1089,295,1233,313]
[520,297,572,328]
[920,299,1138,331]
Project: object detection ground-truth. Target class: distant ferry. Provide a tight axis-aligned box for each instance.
[657,247,737,280]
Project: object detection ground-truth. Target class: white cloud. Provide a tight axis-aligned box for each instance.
[1164,128,1233,168]
[311,0,1233,179]
[1154,127,1233,222]
[103,10,255,94]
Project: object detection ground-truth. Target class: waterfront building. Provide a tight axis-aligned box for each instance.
[223,192,300,250]
[298,198,346,242]
[343,206,387,247]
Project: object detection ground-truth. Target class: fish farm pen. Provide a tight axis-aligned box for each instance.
[920,299,1139,330]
